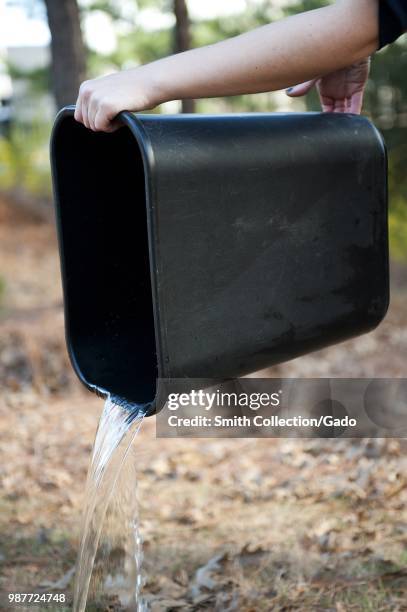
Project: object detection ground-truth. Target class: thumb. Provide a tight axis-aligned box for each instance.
[286,79,318,97]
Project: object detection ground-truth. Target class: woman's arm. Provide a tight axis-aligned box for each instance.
[75,0,379,132]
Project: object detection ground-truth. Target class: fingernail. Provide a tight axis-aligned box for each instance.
[286,87,294,94]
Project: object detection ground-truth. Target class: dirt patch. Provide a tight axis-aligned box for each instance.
[0,194,406,611]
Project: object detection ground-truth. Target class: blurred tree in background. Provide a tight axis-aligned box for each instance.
[44,0,86,108]
[173,0,195,113]
[0,0,406,258]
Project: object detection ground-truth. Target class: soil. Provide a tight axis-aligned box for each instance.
[0,194,406,611]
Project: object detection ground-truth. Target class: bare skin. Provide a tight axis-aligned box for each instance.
[74,0,379,132]
[286,58,371,114]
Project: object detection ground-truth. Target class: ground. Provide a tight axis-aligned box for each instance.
[0,194,406,611]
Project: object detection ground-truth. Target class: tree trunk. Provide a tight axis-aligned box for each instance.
[173,0,195,113]
[44,0,86,110]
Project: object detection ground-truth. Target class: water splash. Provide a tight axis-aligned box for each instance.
[73,395,148,611]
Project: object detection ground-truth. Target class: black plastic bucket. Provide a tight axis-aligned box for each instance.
[50,107,389,411]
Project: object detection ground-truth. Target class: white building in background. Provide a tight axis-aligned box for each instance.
[6,45,55,124]
[0,0,54,125]
[7,45,50,73]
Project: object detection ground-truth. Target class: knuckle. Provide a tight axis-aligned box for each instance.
[94,117,104,131]
[80,80,92,97]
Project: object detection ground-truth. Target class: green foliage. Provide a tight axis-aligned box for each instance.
[386,133,407,260]
[110,27,172,68]
[366,42,407,128]
[80,0,128,22]
[0,120,52,197]
[7,64,51,95]
[5,0,407,259]
[282,0,330,14]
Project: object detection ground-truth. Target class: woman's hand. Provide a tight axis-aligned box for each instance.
[74,67,163,132]
[286,57,371,114]
[74,0,378,132]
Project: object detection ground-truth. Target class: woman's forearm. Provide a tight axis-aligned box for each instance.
[152,0,379,104]
[75,0,379,130]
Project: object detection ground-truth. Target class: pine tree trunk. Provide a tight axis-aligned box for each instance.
[173,0,195,113]
[44,0,86,111]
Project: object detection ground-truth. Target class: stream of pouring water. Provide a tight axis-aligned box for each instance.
[73,395,148,612]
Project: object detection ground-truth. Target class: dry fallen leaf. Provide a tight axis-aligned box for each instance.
[189,553,229,601]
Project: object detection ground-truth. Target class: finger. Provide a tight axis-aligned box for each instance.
[74,98,83,124]
[330,97,346,113]
[109,120,123,132]
[348,91,364,115]
[346,96,354,113]
[88,95,100,131]
[82,94,92,129]
[77,81,91,128]
[321,102,334,112]
[94,107,114,133]
[82,98,91,129]
[94,103,119,133]
[286,79,318,98]
[319,94,335,113]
